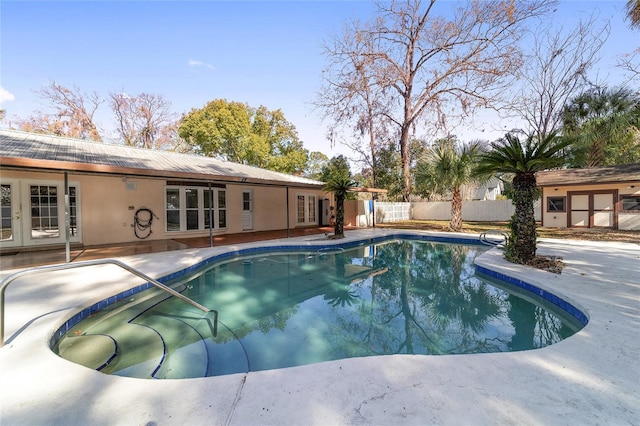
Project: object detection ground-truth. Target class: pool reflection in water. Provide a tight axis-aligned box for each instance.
[53,240,583,378]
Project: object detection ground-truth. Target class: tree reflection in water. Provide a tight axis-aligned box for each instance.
[181,240,581,371]
[326,241,509,356]
[324,287,360,308]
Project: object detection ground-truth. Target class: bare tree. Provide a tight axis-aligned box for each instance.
[319,0,555,201]
[618,49,640,82]
[13,113,67,136]
[317,23,394,189]
[619,0,640,81]
[510,15,609,138]
[109,92,176,149]
[15,81,102,141]
[11,83,182,149]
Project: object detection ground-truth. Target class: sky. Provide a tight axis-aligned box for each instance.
[1,0,638,169]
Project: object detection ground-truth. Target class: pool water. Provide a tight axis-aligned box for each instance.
[53,239,584,379]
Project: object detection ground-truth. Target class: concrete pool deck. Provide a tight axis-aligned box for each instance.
[0,229,638,425]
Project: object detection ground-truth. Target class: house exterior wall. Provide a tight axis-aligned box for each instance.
[0,169,328,248]
[344,200,358,227]
[344,200,374,227]
[541,182,640,230]
[81,174,164,245]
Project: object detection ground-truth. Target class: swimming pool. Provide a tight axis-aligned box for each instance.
[52,237,585,379]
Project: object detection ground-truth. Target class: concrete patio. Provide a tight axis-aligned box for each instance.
[0,229,638,425]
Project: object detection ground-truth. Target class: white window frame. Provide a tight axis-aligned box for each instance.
[165,185,227,232]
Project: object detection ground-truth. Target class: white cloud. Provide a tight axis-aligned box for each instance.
[0,86,15,105]
[188,59,215,71]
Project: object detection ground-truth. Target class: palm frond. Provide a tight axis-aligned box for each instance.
[477,133,568,175]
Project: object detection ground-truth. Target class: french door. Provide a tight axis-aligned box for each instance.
[296,194,317,226]
[0,179,80,249]
[0,182,19,247]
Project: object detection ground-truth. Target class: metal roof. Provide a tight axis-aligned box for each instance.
[536,164,640,187]
[0,130,325,188]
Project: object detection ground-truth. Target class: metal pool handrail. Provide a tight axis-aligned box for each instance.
[0,258,218,347]
[479,230,509,247]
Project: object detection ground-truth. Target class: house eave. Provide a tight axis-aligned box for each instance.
[0,156,325,189]
[537,178,640,188]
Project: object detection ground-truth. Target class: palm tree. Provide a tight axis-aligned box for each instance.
[476,133,569,264]
[562,86,640,167]
[415,139,483,231]
[324,176,357,239]
[627,0,640,29]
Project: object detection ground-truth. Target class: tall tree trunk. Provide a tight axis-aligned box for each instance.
[586,134,606,167]
[400,244,414,354]
[400,123,412,202]
[507,294,536,351]
[334,194,345,238]
[511,173,538,263]
[368,120,378,189]
[450,187,463,231]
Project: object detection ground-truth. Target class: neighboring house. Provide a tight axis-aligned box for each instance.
[463,176,504,201]
[421,177,504,202]
[0,130,331,251]
[537,164,640,231]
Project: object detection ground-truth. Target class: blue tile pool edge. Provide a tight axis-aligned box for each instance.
[474,264,588,326]
[49,233,588,347]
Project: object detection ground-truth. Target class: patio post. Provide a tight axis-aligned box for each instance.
[64,171,70,263]
[208,182,213,247]
[372,193,376,228]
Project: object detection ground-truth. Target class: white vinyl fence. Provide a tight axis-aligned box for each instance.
[374,199,541,223]
[373,202,411,223]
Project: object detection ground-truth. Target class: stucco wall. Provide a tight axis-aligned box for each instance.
[80,175,163,245]
[344,200,357,227]
[541,182,640,231]
[0,170,329,248]
[237,186,313,233]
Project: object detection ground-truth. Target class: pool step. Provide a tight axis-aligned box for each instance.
[54,320,166,378]
[54,289,251,378]
[95,322,165,378]
[57,334,117,370]
[134,312,209,379]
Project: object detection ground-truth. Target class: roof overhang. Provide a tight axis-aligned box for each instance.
[347,187,388,194]
[0,156,325,189]
[536,164,640,188]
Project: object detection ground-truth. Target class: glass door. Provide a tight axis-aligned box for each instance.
[29,184,61,240]
[242,190,253,230]
[0,179,80,249]
[0,182,21,248]
[296,193,317,226]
